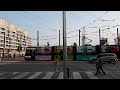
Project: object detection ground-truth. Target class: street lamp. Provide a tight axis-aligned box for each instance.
[63,11,68,79]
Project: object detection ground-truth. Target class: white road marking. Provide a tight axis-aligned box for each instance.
[0,72,7,76]
[58,72,63,79]
[73,72,82,79]
[12,72,30,79]
[42,72,54,79]
[2,71,119,79]
[13,72,19,74]
[85,71,98,79]
[27,72,42,79]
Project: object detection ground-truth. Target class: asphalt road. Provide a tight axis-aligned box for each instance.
[0,60,120,79]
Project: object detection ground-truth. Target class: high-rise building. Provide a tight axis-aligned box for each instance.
[0,19,31,57]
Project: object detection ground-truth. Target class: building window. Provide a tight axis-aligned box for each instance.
[0,44,4,47]
[0,40,4,43]
[1,28,5,30]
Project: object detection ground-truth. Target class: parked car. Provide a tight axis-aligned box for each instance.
[89,53,118,64]
[89,56,97,63]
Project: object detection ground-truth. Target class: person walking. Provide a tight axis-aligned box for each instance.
[95,55,106,75]
[54,55,59,72]
[95,61,101,74]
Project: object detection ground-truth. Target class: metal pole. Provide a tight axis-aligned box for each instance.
[79,29,80,46]
[117,28,119,46]
[63,11,68,79]
[99,29,101,45]
[37,30,39,47]
[59,30,60,46]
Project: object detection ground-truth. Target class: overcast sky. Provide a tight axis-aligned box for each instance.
[0,11,120,46]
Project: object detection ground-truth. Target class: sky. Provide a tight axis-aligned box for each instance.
[0,11,120,46]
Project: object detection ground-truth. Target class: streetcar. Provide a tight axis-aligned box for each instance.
[24,46,51,61]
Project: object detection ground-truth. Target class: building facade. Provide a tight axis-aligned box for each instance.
[0,19,31,57]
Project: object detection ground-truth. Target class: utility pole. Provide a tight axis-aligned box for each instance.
[99,29,101,45]
[59,30,60,46]
[79,29,80,46]
[37,30,39,47]
[82,26,85,46]
[63,11,68,79]
[117,28,119,46]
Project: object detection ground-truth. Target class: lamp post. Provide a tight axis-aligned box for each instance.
[63,11,68,79]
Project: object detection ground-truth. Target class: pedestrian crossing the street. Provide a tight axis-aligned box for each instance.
[0,71,120,79]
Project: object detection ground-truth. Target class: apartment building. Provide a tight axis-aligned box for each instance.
[0,19,31,57]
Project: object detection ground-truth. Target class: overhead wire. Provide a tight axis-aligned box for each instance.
[68,11,120,45]
[14,11,120,44]
[15,11,60,37]
[21,11,62,32]
[15,11,62,40]
[67,11,109,34]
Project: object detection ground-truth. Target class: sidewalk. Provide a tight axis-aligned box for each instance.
[0,57,96,62]
[0,57,24,61]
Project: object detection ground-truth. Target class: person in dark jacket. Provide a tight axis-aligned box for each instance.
[95,60,100,74]
[95,55,106,75]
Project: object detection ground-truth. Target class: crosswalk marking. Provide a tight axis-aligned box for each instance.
[12,72,30,79]
[13,72,19,74]
[27,72,42,79]
[1,71,120,79]
[73,72,82,79]
[0,72,7,76]
[42,72,54,79]
[85,72,98,79]
[58,72,63,79]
